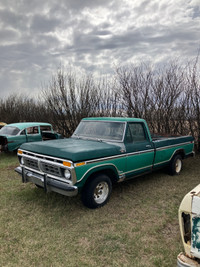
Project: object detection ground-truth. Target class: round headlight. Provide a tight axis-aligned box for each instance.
[21,157,24,165]
[64,169,71,179]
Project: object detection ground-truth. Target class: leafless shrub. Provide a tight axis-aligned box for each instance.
[0,94,47,123]
[184,55,200,150]
[115,58,200,149]
[41,67,122,136]
[0,58,200,149]
[116,63,153,119]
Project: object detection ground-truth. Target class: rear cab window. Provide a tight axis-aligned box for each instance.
[126,123,148,143]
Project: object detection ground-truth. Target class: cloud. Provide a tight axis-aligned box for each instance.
[0,0,199,99]
[31,15,60,33]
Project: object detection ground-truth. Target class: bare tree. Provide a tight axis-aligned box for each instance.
[116,63,153,119]
[0,94,48,124]
[42,68,100,136]
[185,55,200,150]
[1,58,200,149]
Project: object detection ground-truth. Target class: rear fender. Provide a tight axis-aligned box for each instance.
[173,149,185,159]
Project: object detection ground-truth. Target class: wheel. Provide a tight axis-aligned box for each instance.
[169,154,183,176]
[81,174,112,209]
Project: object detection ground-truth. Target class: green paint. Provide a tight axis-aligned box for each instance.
[192,217,200,250]
[0,122,59,151]
[21,138,125,162]
[15,117,195,196]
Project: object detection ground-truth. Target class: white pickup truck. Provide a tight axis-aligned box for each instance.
[178,185,200,266]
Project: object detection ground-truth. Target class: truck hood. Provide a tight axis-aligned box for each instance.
[20,137,124,162]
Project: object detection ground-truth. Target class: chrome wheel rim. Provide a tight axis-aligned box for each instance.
[94,182,109,204]
[175,159,182,173]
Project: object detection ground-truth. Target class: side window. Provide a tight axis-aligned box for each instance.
[40,125,52,132]
[26,127,39,135]
[127,123,147,142]
[20,129,26,135]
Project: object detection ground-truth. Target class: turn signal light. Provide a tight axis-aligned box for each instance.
[18,149,23,155]
[75,162,86,167]
[63,161,72,167]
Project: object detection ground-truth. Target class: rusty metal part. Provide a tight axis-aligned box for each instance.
[177,252,200,267]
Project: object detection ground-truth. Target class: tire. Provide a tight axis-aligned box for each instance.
[81,174,112,209]
[169,154,183,176]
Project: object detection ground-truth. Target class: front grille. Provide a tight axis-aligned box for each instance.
[24,158,39,171]
[41,163,62,177]
[22,152,67,178]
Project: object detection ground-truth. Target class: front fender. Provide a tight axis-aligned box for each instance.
[75,163,120,188]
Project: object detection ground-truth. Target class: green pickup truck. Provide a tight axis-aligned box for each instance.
[0,122,62,152]
[15,117,194,209]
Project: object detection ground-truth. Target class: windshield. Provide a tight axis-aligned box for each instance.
[72,121,125,141]
[0,126,21,136]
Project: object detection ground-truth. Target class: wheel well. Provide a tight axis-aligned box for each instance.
[83,169,118,189]
[174,149,185,159]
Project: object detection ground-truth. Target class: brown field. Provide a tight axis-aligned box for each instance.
[0,152,200,267]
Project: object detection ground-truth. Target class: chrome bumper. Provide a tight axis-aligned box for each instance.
[15,166,78,197]
[177,252,200,267]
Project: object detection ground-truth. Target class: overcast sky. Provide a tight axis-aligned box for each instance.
[0,0,200,99]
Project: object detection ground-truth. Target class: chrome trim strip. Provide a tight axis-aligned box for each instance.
[84,149,154,165]
[154,136,193,142]
[19,149,73,166]
[122,121,127,142]
[73,136,123,143]
[126,149,155,157]
[123,164,153,175]
[85,153,125,164]
[77,163,121,183]
[154,160,170,167]
[155,141,193,151]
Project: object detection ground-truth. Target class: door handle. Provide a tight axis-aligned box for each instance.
[146,145,152,148]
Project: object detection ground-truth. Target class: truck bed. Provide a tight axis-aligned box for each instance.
[152,135,194,148]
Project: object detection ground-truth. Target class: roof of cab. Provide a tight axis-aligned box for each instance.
[82,117,146,123]
[4,122,52,130]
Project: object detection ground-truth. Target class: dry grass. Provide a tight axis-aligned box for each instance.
[0,152,200,267]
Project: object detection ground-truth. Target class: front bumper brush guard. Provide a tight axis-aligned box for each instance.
[15,166,78,196]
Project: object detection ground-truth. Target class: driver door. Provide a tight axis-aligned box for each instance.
[125,122,154,179]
